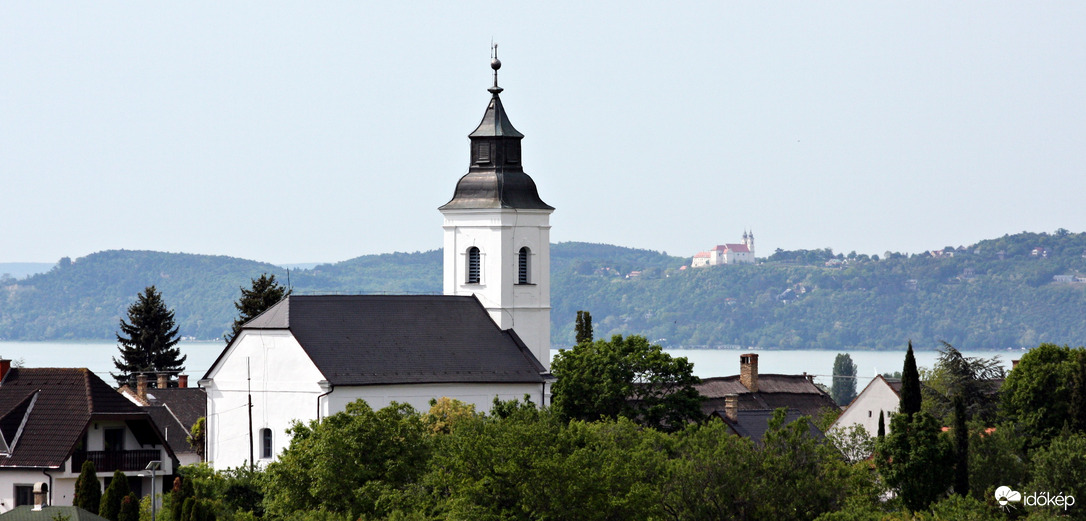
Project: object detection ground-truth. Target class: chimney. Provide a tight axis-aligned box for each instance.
[724,394,739,421]
[137,374,148,400]
[32,482,48,511]
[178,374,189,388]
[0,359,10,382]
[157,373,169,389]
[1012,359,1020,370]
[740,353,759,392]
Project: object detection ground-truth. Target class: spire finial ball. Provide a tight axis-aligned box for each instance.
[491,58,502,71]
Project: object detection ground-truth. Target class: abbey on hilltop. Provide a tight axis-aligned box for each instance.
[200,53,554,469]
[692,231,756,267]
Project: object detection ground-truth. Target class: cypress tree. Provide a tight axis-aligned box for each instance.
[226,273,290,343]
[952,393,969,496]
[877,410,886,438]
[575,310,593,344]
[172,476,195,521]
[74,460,101,514]
[831,353,858,406]
[118,493,140,521]
[111,286,185,385]
[900,341,922,417]
[181,497,196,521]
[1070,349,1086,432]
[100,470,131,521]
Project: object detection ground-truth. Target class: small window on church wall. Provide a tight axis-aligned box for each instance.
[518,247,530,284]
[261,428,272,459]
[467,247,481,284]
[476,143,490,164]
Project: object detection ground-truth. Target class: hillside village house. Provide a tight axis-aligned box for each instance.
[200,57,555,470]
[691,231,756,267]
[0,362,173,512]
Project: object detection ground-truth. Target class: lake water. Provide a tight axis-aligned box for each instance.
[0,341,1025,389]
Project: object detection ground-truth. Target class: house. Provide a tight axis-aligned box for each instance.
[0,505,110,521]
[0,362,173,512]
[710,402,825,446]
[828,375,901,436]
[691,231,756,267]
[201,56,559,470]
[695,353,838,418]
[119,374,206,466]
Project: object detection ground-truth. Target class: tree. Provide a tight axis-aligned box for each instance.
[1027,431,1086,520]
[550,334,702,431]
[922,342,1005,424]
[111,286,185,385]
[118,493,139,521]
[575,310,593,344]
[172,475,195,521]
[832,353,858,406]
[1001,343,1086,447]
[952,393,969,497]
[99,470,131,521]
[226,273,289,343]
[73,460,101,513]
[876,411,954,511]
[263,400,430,519]
[877,410,886,438]
[899,341,922,418]
[187,417,206,458]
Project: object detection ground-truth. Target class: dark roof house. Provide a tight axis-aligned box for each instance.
[119,375,206,464]
[695,353,838,418]
[711,406,825,446]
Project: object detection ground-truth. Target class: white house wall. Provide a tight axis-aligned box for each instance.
[829,377,900,436]
[322,382,548,419]
[202,330,326,470]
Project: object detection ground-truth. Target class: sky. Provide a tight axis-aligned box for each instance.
[3,3,1085,265]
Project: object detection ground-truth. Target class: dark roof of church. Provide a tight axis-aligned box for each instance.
[214,295,547,386]
[439,60,552,211]
[0,368,166,468]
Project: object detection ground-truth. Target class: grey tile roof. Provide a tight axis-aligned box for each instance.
[211,295,547,386]
[695,374,839,417]
[712,408,826,446]
[144,388,205,432]
[0,368,165,468]
[0,506,110,520]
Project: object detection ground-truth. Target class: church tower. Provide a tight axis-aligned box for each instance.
[439,51,554,368]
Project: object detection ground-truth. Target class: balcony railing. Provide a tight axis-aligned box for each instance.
[71,450,160,473]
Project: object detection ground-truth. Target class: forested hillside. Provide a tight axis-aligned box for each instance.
[2,232,1085,349]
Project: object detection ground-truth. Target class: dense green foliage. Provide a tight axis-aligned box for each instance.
[226,274,290,343]
[111,285,185,385]
[1001,343,1086,448]
[876,411,954,511]
[73,460,101,513]
[921,342,1006,423]
[3,231,1086,348]
[900,342,922,417]
[550,334,702,431]
[118,493,139,521]
[831,353,857,406]
[99,470,130,521]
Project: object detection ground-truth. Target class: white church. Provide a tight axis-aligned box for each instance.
[199,56,554,470]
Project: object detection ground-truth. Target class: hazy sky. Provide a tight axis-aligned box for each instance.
[3,3,1084,265]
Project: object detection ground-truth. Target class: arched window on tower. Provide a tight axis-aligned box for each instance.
[518,247,531,284]
[467,247,481,284]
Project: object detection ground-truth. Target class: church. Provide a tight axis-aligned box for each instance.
[199,56,554,470]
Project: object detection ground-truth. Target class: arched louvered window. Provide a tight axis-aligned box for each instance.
[467,247,481,284]
[518,247,530,284]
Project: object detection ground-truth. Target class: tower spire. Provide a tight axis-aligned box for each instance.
[490,43,503,94]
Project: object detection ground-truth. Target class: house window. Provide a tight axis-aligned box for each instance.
[467,247,481,284]
[261,428,272,459]
[14,485,33,507]
[104,428,124,452]
[868,410,872,418]
[518,247,530,284]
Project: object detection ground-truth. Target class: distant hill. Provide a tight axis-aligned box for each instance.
[2,233,1085,350]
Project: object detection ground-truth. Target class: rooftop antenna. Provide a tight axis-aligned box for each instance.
[489,42,502,94]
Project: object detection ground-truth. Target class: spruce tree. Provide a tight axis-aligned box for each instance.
[900,341,922,417]
[877,410,886,438]
[100,470,131,521]
[112,286,185,386]
[831,353,858,406]
[226,273,290,343]
[74,460,101,514]
[575,310,593,345]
